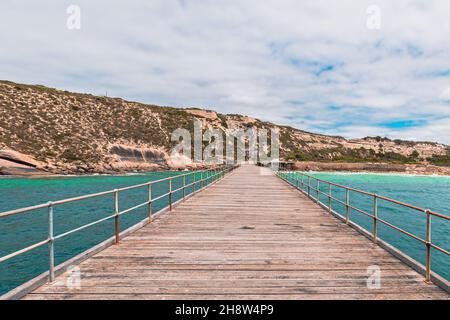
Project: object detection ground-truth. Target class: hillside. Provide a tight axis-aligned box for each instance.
[0,80,448,175]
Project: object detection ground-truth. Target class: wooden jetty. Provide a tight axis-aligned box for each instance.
[23,165,448,299]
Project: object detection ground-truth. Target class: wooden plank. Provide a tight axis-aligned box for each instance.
[24,165,449,300]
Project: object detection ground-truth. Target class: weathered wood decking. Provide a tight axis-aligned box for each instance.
[25,165,448,299]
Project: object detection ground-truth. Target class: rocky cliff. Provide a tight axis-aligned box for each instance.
[0,80,448,175]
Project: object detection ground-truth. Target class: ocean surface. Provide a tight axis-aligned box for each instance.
[0,171,449,295]
[286,171,450,282]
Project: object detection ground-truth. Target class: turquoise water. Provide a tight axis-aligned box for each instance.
[285,172,450,282]
[0,171,214,296]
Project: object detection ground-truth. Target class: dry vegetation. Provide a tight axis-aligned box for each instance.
[0,80,448,174]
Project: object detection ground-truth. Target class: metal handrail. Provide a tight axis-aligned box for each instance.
[0,165,237,284]
[276,170,449,283]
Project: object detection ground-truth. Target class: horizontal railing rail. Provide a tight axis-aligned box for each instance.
[0,165,238,289]
[276,170,449,284]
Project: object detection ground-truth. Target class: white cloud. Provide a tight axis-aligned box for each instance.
[0,0,449,143]
[440,87,450,102]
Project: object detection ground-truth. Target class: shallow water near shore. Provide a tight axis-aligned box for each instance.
[0,170,449,295]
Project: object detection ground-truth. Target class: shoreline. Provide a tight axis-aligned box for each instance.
[295,170,450,178]
[0,164,212,178]
[291,161,450,177]
[1,161,450,178]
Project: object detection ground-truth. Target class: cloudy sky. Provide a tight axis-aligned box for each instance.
[1,1,449,144]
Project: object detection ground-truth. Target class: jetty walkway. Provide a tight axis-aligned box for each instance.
[21,165,448,299]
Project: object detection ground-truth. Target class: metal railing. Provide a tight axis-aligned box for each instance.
[0,165,237,285]
[276,170,449,283]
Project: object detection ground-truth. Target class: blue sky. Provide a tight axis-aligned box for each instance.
[0,0,449,144]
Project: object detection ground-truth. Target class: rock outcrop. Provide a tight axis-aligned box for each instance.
[0,149,47,175]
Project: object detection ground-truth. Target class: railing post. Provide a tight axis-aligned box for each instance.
[47,202,55,282]
[301,174,304,191]
[345,189,349,224]
[169,177,173,211]
[296,173,299,189]
[425,209,431,283]
[328,184,332,213]
[316,180,319,203]
[148,183,152,224]
[182,175,186,199]
[193,171,196,193]
[308,176,311,198]
[114,190,119,244]
[200,171,203,189]
[373,194,378,242]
